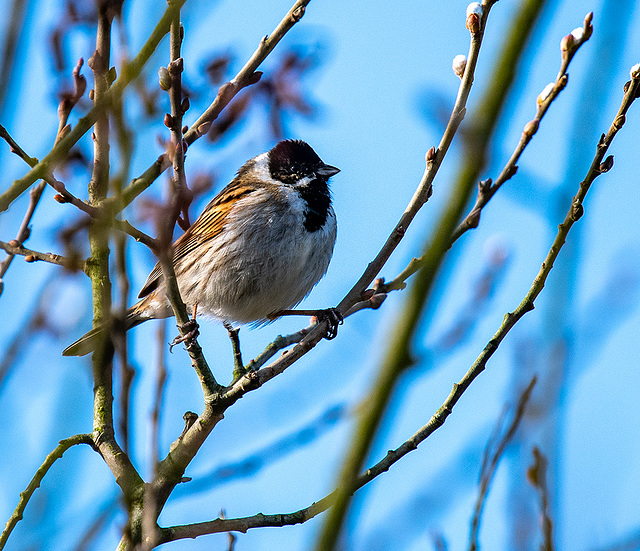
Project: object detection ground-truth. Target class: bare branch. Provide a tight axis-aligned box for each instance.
[0,434,95,549]
[450,11,594,245]
[0,0,187,213]
[57,57,88,137]
[106,0,313,215]
[85,0,144,515]
[0,181,46,293]
[469,376,537,551]
[527,447,554,551]
[0,239,84,270]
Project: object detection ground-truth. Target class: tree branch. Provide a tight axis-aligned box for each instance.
[105,0,312,215]
[0,0,187,214]
[314,0,515,545]
[0,239,84,270]
[469,376,537,551]
[449,12,594,247]
[0,434,95,549]
[86,1,144,514]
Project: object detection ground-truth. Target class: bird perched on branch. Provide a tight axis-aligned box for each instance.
[63,139,340,357]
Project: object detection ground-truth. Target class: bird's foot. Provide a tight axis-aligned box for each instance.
[170,318,200,352]
[312,308,344,340]
[270,307,344,340]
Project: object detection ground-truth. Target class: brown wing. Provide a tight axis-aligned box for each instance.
[137,179,257,298]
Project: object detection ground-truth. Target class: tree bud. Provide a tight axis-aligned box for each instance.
[452,55,467,78]
[466,3,482,33]
[537,83,554,105]
[158,67,171,91]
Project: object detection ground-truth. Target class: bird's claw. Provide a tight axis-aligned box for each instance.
[314,308,343,340]
[170,319,200,352]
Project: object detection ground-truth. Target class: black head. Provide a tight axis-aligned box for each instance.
[268,140,339,185]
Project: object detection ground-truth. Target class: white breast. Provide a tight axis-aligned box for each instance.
[176,185,336,324]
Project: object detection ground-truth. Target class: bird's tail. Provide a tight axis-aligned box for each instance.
[62,294,163,357]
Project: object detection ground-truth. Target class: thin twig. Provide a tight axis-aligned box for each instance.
[86,1,144,514]
[0,239,84,270]
[245,289,386,374]
[0,434,95,549]
[224,322,245,382]
[141,32,181,532]
[314,2,510,546]
[1,122,159,246]
[0,54,88,287]
[469,376,537,551]
[527,447,554,551]
[155,9,221,400]
[385,12,593,292]
[245,326,312,372]
[0,0,187,214]
[57,57,88,138]
[0,182,46,290]
[105,0,312,214]
[449,12,593,246]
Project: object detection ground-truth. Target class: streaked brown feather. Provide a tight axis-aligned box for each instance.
[138,180,257,298]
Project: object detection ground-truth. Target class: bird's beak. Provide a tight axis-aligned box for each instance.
[317,164,340,178]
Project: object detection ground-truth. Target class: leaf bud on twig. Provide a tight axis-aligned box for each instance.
[560,33,574,53]
[426,146,437,165]
[247,71,263,85]
[466,2,483,33]
[168,57,184,75]
[613,114,626,130]
[582,12,594,41]
[570,199,584,221]
[599,155,614,173]
[291,5,305,22]
[158,66,171,91]
[107,66,117,85]
[630,63,640,79]
[523,118,540,137]
[452,55,467,79]
[570,27,584,42]
[369,293,387,310]
[478,178,492,193]
[537,83,554,106]
[25,255,36,263]
[198,121,212,136]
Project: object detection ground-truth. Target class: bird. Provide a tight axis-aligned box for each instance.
[63,139,340,357]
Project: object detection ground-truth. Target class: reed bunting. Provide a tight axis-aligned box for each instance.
[63,139,340,356]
